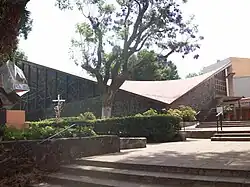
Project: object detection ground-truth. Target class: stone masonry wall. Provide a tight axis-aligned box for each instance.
[0,136,120,177]
[170,77,217,111]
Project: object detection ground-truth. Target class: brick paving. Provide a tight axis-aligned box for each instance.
[85,139,250,170]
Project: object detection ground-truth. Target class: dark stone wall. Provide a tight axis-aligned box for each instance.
[0,136,120,175]
[44,91,167,119]
[16,60,100,120]
[112,90,166,117]
[170,77,217,111]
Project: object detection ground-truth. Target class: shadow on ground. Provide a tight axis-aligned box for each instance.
[89,139,250,170]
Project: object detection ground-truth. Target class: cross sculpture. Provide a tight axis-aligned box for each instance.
[52,94,65,120]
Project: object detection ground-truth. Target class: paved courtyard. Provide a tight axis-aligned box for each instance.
[85,139,250,170]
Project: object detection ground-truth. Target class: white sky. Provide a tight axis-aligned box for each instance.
[19,0,250,78]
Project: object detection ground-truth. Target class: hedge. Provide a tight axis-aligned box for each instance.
[3,114,181,143]
[93,115,181,143]
[1,124,96,141]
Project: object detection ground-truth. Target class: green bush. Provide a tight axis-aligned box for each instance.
[166,106,196,122]
[93,115,181,143]
[2,124,96,141]
[142,108,158,116]
[79,112,96,121]
[166,108,182,119]
[178,105,197,122]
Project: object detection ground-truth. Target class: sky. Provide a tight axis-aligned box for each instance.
[19,0,250,79]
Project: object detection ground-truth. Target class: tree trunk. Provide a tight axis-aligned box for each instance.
[101,88,115,118]
[0,1,28,64]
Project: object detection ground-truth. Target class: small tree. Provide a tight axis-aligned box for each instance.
[56,0,204,118]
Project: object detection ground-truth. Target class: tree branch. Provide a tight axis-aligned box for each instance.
[95,29,103,70]
[126,1,149,48]
[103,54,117,85]
[123,4,131,48]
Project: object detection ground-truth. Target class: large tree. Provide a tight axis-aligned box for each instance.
[56,0,203,117]
[129,49,180,81]
[0,0,32,65]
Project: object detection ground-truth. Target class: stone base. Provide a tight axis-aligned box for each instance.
[120,137,147,149]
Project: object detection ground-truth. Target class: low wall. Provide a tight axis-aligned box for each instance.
[120,137,147,149]
[0,136,120,176]
[182,130,216,139]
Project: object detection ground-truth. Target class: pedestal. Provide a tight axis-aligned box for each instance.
[0,110,27,129]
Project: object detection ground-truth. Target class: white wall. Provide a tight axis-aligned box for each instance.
[233,76,250,97]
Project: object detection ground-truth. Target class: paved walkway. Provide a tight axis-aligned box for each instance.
[85,139,250,170]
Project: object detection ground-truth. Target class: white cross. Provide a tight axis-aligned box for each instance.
[52,94,65,103]
[52,94,65,119]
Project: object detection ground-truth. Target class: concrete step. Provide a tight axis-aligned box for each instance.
[58,164,250,187]
[214,133,250,137]
[73,159,250,178]
[211,136,250,141]
[197,121,250,128]
[44,173,167,187]
[31,183,64,187]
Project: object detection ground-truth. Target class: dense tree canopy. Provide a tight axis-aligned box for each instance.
[56,0,204,117]
[129,50,180,81]
[0,0,32,64]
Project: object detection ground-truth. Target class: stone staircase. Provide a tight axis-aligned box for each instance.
[196,121,250,128]
[211,131,250,141]
[32,158,250,187]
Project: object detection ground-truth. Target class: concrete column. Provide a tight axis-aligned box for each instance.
[233,104,237,121]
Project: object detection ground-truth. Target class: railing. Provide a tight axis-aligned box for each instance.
[0,123,77,166]
[216,112,223,132]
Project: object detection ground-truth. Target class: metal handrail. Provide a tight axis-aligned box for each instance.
[0,123,77,166]
[216,112,223,132]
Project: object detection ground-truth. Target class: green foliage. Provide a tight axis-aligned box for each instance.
[129,50,180,81]
[142,108,158,116]
[166,106,196,122]
[79,112,96,120]
[178,105,197,122]
[19,8,33,40]
[93,115,181,143]
[2,124,96,141]
[166,108,182,119]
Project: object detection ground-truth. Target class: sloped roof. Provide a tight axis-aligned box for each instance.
[118,70,215,104]
[118,62,231,104]
[20,59,231,104]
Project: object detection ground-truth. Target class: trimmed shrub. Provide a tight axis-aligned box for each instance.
[2,124,96,141]
[93,115,181,143]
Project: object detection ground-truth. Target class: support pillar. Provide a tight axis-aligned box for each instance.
[233,104,237,121]
[238,100,242,120]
